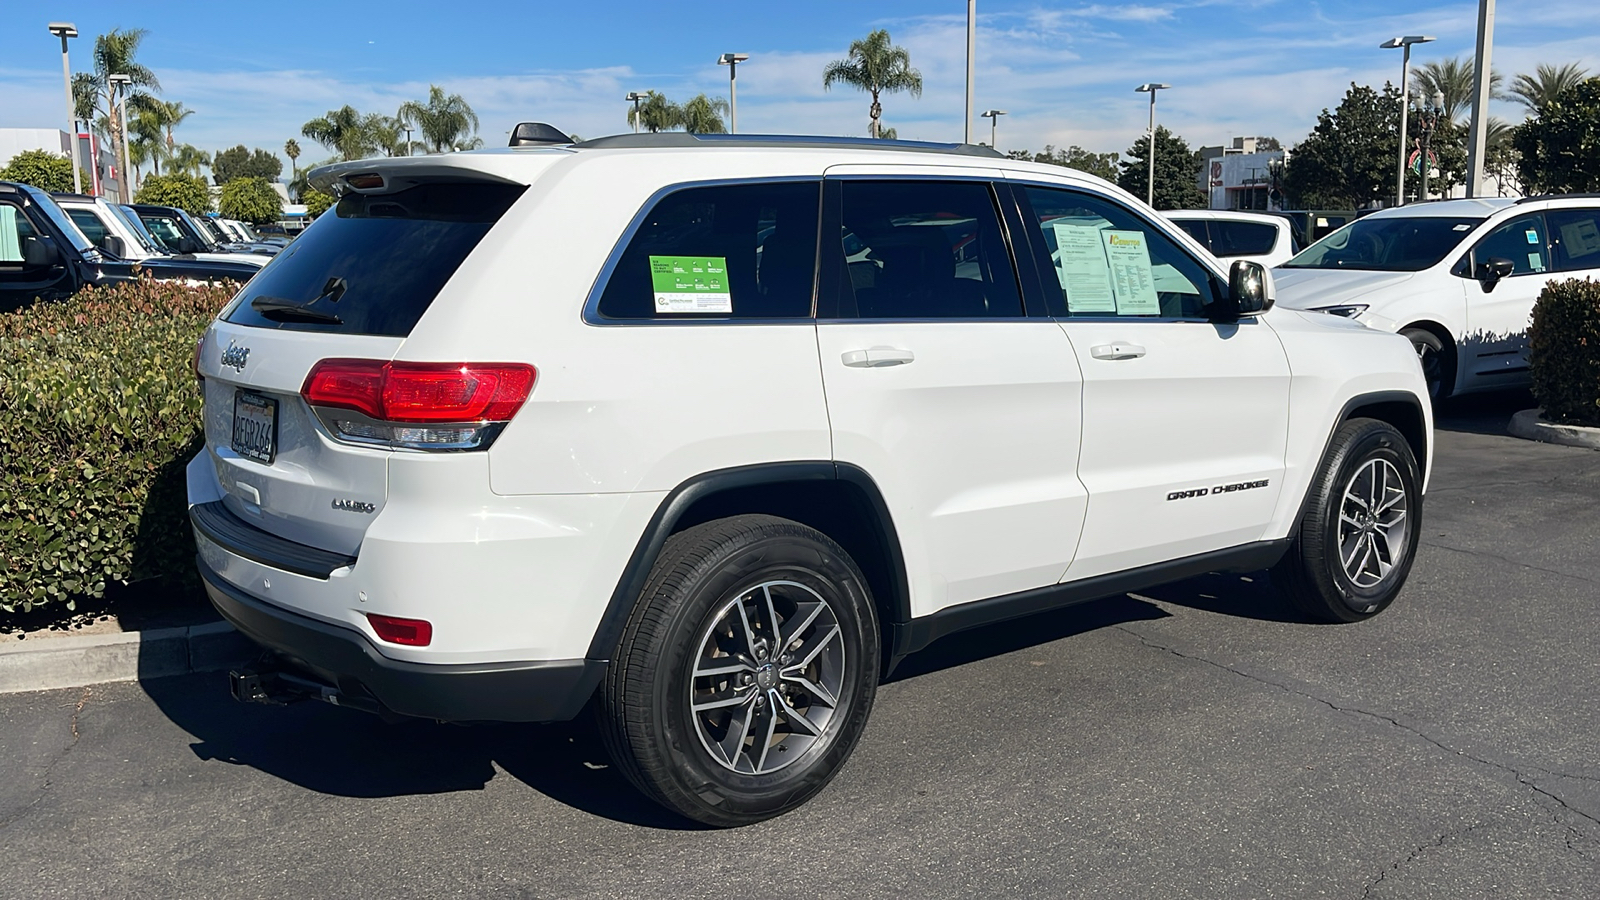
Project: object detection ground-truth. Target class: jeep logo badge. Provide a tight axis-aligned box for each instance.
[220,340,251,372]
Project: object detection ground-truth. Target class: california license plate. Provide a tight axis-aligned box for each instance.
[232,390,277,464]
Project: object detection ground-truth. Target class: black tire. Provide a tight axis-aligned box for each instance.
[598,514,879,827]
[1273,418,1422,623]
[1400,327,1451,401]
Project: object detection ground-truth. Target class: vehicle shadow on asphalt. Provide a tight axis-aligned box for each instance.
[1127,570,1307,624]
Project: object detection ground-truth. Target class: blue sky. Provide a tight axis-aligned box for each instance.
[3,0,1596,172]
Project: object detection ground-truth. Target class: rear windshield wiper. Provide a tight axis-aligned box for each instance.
[250,296,343,324]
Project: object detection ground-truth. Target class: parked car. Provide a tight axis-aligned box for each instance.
[53,194,269,272]
[196,215,284,255]
[0,182,261,305]
[1274,196,1600,399]
[190,133,1432,827]
[217,217,292,247]
[130,204,279,260]
[1165,209,1301,268]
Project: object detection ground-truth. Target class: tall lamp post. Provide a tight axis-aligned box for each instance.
[1412,91,1445,201]
[717,53,749,134]
[980,109,1006,150]
[108,73,132,201]
[1135,83,1169,207]
[1380,35,1435,206]
[965,0,976,144]
[625,91,648,133]
[48,22,82,195]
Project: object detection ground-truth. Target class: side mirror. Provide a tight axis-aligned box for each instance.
[1476,257,1515,292]
[22,237,62,268]
[100,235,128,259]
[1225,259,1273,317]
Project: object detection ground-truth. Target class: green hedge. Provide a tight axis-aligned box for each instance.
[0,280,236,616]
[1529,277,1600,427]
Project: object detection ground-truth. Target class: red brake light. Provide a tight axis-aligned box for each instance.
[366,613,432,646]
[302,360,535,423]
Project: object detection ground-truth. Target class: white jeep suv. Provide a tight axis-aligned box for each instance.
[189,132,1432,826]
[1273,196,1600,400]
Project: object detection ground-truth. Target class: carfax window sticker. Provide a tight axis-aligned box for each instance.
[649,255,733,314]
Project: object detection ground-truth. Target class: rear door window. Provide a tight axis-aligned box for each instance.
[224,182,525,336]
[1547,208,1600,272]
[596,181,820,320]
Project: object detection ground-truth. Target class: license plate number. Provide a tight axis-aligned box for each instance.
[232,390,277,463]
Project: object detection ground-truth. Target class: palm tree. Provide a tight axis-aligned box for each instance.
[284,139,301,184]
[1411,56,1503,125]
[302,106,381,161]
[1509,62,1592,114]
[397,86,482,153]
[166,144,210,179]
[156,101,195,153]
[822,29,923,139]
[678,94,730,134]
[365,114,411,157]
[626,91,680,133]
[81,29,161,193]
[127,107,165,182]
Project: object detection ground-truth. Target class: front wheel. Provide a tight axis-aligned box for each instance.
[1273,418,1422,623]
[598,515,880,827]
[1400,327,1450,401]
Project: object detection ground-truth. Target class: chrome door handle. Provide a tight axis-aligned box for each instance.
[1089,343,1146,360]
[842,347,916,368]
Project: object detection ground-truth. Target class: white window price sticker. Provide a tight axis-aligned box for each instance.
[649,255,733,314]
[1100,230,1161,316]
[1051,223,1118,313]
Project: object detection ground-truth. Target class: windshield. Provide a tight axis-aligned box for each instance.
[1283,216,1481,271]
[111,204,164,255]
[175,209,219,250]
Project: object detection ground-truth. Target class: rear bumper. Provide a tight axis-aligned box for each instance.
[199,558,604,723]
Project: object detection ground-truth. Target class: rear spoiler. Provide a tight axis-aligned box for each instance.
[307,155,534,196]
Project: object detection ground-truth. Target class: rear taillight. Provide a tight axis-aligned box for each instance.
[302,359,535,451]
[366,613,432,646]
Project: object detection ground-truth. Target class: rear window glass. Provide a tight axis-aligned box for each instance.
[225,182,524,336]
[1208,220,1278,257]
[597,181,820,319]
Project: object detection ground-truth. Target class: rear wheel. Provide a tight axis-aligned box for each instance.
[1400,327,1450,401]
[598,515,879,827]
[1273,418,1422,623]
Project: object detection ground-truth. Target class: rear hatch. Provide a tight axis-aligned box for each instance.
[200,179,527,555]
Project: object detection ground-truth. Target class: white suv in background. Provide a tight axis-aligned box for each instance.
[1274,197,1600,399]
[1166,209,1300,268]
[189,132,1432,826]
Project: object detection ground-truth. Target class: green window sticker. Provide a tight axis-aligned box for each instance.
[649,255,732,314]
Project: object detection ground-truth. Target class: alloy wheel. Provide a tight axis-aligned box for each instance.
[1337,458,1410,589]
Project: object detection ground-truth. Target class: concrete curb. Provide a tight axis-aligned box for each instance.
[1508,408,1600,451]
[0,621,254,695]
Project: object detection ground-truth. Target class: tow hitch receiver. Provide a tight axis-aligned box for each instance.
[228,659,393,718]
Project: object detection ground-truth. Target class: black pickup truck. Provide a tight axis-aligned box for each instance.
[1,181,259,307]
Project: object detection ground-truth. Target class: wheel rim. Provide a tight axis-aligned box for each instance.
[688,580,846,775]
[1337,458,1410,590]
[1412,338,1442,399]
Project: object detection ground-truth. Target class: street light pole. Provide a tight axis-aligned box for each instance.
[718,54,750,133]
[1465,0,1497,197]
[626,91,647,133]
[108,73,132,201]
[980,109,1006,150]
[48,22,82,195]
[1135,83,1169,207]
[965,0,976,144]
[1381,35,1435,206]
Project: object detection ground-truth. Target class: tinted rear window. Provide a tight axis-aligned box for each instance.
[224,182,524,336]
[1208,220,1278,257]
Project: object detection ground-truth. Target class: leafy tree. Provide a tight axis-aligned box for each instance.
[211,146,283,184]
[1117,126,1205,210]
[134,173,212,213]
[1483,117,1523,196]
[1282,82,1465,207]
[1013,144,1121,182]
[1412,55,1504,124]
[876,126,898,140]
[303,189,336,219]
[627,91,680,133]
[1253,136,1283,152]
[823,29,923,139]
[302,106,381,161]
[0,149,89,193]
[679,94,730,134]
[218,177,283,224]
[1513,78,1600,193]
[284,139,302,183]
[398,85,482,153]
[1510,63,1592,114]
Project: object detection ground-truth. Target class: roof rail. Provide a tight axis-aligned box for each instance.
[1515,192,1600,204]
[570,132,1006,158]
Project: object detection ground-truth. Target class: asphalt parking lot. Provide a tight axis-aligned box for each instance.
[3,390,1597,899]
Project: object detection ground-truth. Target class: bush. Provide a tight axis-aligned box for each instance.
[1528,277,1600,427]
[0,148,90,194]
[134,173,213,214]
[0,279,236,617]
[218,176,283,225]
[303,188,336,219]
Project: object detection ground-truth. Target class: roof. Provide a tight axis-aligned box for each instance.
[1363,198,1515,219]
[569,132,1005,159]
[1163,209,1292,224]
